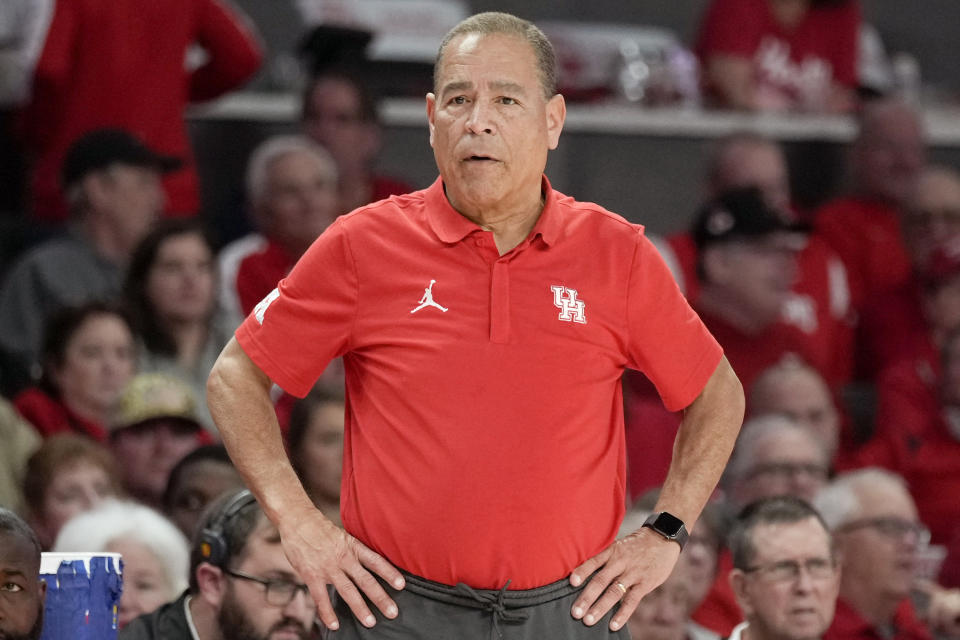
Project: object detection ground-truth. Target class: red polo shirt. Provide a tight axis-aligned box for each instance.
[236,177,722,589]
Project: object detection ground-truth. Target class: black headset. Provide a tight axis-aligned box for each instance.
[198,489,256,567]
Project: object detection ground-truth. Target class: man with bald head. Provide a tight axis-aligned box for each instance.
[208,10,743,639]
[0,508,45,640]
[859,165,960,375]
[815,98,926,304]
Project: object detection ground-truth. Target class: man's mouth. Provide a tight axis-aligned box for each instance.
[464,154,498,162]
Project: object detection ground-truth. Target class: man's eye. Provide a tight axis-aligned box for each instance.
[1,582,23,592]
[500,97,517,105]
[451,96,467,105]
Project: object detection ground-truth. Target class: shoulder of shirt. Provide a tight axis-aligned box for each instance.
[550,189,644,229]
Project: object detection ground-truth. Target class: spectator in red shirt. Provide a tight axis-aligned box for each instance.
[695,0,860,112]
[814,98,926,306]
[219,135,340,324]
[815,469,940,640]
[660,134,855,389]
[13,302,137,442]
[859,166,960,376]
[693,188,835,394]
[21,0,263,221]
[301,70,413,215]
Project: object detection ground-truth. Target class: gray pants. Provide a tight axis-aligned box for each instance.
[323,571,632,640]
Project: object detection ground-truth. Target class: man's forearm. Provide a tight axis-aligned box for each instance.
[655,356,744,527]
[207,338,316,524]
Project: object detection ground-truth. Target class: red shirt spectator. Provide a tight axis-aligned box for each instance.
[22,0,262,220]
[13,387,108,442]
[695,0,859,112]
[825,598,931,640]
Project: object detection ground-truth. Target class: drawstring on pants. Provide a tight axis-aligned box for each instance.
[454,579,530,639]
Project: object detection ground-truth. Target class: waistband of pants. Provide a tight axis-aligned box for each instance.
[400,570,584,612]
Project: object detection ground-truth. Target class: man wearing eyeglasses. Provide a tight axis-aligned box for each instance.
[726,496,840,640]
[120,491,316,640]
[815,468,944,640]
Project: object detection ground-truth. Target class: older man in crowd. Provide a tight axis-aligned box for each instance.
[727,496,840,640]
[815,468,960,640]
[218,135,341,327]
[0,508,46,640]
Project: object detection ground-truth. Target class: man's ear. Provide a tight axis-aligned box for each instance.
[426,93,437,149]
[729,569,754,619]
[195,563,227,608]
[38,577,47,602]
[545,93,566,150]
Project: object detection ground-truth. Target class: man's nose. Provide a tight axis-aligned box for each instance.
[284,585,317,626]
[465,101,495,135]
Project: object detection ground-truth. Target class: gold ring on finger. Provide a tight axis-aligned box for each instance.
[614,582,627,596]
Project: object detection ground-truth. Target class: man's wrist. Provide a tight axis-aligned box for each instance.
[641,512,689,550]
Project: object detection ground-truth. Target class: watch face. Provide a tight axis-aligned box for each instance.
[655,512,685,537]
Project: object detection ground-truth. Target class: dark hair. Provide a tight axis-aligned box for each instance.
[23,434,123,512]
[162,445,235,511]
[0,507,42,565]
[287,385,346,478]
[302,68,379,125]
[434,12,557,100]
[124,219,216,356]
[188,489,262,592]
[39,301,134,395]
[729,496,831,570]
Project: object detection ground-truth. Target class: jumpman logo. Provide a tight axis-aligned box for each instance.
[410,279,448,314]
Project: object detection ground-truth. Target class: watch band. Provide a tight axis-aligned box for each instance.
[641,511,689,550]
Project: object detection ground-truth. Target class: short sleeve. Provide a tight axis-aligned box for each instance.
[235,220,357,397]
[625,233,723,412]
[695,0,766,59]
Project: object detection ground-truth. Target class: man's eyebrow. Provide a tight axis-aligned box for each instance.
[489,81,526,95]
[0,568,27,578]
[440,80,472,96]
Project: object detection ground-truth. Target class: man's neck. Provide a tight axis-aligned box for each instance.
[453,191,545,256]
[188,594,222,640]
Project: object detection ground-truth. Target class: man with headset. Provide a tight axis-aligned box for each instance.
[120,489,316,640]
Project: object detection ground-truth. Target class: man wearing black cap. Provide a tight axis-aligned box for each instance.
[0,128,179,391]
[691,187,819,394]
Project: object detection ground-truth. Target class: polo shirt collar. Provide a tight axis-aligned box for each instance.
[425,175,562,247]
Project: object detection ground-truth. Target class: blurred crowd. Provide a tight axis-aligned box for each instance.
[2,0,960,639]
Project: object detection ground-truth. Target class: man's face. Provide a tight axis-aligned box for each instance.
[903,169,960,266]
[750,370,840,461]
[854,107,925,207]
[217,518,315,640]
[732,518,839,640]
[705,238,799,327]
[735,428,829,506]
[111,420,199,504]
[0,532,45,640]
[427,32,565,219]
[90,164,163,250]
[166,461,244,539]
[302,77,378,176]
[834,483,924,604]
[260,150,339,256]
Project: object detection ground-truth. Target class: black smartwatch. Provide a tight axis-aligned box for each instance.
[642,512,689,550]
